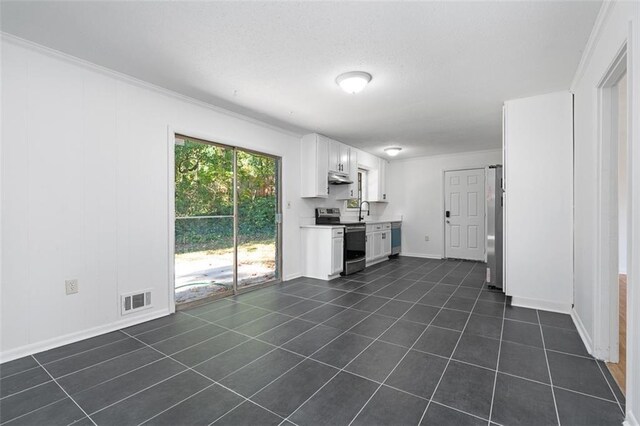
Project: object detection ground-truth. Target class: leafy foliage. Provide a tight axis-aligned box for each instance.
[175,139,277,253]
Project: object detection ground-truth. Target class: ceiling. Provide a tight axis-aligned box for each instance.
[1,1,601,159]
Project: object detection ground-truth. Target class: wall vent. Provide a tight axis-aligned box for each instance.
[121,290,152,315]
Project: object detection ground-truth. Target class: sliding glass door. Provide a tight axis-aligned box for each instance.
[174,135,281,306]
[236,150,280,290]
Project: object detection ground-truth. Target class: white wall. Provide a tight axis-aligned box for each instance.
[0,38,312,361]
[503,91,573,313]
[384,150,502,259]
[571,2,640,424]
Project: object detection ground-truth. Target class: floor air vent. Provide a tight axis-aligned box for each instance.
[121,290,152,315]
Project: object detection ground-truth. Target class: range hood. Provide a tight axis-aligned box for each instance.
[328,173,353,185]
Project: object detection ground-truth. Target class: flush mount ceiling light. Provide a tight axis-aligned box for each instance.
[384,146,402,157]
[336,71,372,94]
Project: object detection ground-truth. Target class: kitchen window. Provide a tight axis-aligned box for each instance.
[346,169,368,209]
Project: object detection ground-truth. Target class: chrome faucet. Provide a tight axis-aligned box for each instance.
[358,201,370,222]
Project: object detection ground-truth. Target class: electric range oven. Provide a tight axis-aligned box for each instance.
[315,208,366,275]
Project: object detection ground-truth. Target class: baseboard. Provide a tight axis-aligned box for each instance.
[624,410,638,426]
[284,273,302,281]
[510,296,572,314]
[399,252,443,260]
[0,308,172,363]
[571,308,594,356]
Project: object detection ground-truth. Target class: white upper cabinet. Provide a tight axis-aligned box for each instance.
[301,133,385,200]
[335,149,358,201]
[300,133,329,198]
[368,157,388,202]
[328,139,350,175]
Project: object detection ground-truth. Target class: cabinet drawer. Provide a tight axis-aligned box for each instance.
[383,223,391,230]
[332,228,345,238]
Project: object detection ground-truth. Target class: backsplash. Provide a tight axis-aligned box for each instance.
[298,196,390,225]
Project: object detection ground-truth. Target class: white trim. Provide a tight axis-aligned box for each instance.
[0,33,304,139]
[625,410,639,426]
[570,1,617,91]
[399,253,443,260]
[510,296,572,314]
[571,308,594,356]
[167,127,177,314]
[0,308,172,363]
[594,43,628,363]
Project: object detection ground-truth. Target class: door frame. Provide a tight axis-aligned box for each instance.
[593,41,631,365]
[441,167,487,261]
[167,126,283,311]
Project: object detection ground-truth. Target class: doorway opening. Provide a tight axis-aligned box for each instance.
[443,168,486,261]
[594,43,629,398]
[173,134,282,307]
[605,70,628,393]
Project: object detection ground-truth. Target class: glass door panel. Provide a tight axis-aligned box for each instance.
[174,137,235,305]
[236,149,280,290]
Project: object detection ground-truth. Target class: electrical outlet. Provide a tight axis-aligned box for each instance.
[424,235,430,242]
[65,279,79,295]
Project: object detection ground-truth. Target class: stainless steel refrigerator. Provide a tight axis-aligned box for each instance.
[486,165,503,290]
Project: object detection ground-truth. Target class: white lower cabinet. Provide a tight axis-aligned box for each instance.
[373,232,383,258]
[301,226,344,280]
[366,233,374,263]
[382,230,392,256]
[332,236,344,275]
[365,223,392,266]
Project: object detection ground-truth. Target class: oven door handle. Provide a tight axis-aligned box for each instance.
[344,228,366,234]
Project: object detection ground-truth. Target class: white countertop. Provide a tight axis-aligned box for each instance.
[358,218,402,224]
[300,217,402,229]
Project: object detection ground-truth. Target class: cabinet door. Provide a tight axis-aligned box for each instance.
[340,144,351,175]
[379,159,387,201]
[332,237,344,274]
[382,230,392,256]
[373,232,383,259]
[335,149,359,200]
[366,233,374,262]
[328,140,341,173]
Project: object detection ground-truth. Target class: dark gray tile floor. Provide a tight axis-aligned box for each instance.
[0,257,626,425]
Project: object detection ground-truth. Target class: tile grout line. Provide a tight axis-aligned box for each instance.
[3,280,499,403]
[279,261,463,425]
[116,330,294,426]
[536,310,561,426]
[417,262,495,425]
[0,395,70,425]
[137,262,445,426]
[207,260,451,425]
[30,356,98,426]
[0,259,469,425]
[594,358,625,415]
[346,261,482,426]
[487,288,507,425]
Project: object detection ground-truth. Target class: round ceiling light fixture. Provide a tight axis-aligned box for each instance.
[384,146,402,157]
[336,71,372,94]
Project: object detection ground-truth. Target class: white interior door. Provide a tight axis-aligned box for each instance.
[444,168,486,261]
